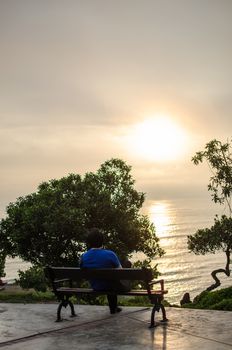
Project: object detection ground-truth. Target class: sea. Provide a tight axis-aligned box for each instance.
[4,197,232,304]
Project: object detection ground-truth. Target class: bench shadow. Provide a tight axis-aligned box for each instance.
[150,323,167,350]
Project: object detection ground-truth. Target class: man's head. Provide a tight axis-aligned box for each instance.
[86,228,104,249]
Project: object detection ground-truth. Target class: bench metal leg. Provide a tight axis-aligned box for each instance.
[149,296,168,328]
[56,301,64,322]
[68,300,77,318]
[150,305,157,328]
[160,304,168,323]
[56,297,76,322]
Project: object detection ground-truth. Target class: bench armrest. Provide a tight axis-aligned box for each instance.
[53,278,73,289]
[149,279,164,291]
[54,278,71,284]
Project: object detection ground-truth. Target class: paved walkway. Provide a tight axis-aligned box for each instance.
[0,303,231,349]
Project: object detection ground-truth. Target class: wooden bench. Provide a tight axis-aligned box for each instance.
[45,267,168,328]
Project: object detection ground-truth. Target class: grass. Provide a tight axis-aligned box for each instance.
[2,284,231,311]
[0,284,171,306]
[0,285,56,303]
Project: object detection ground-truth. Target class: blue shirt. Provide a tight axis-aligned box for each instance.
[80,248,121,290]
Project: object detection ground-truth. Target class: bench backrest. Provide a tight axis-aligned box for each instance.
[45,266,153,283]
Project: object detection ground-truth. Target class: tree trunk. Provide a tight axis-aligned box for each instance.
[206,250,230,292]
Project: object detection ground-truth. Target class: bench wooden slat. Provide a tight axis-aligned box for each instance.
[48,267,153,281]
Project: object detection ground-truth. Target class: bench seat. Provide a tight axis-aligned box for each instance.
[56,287,168,296]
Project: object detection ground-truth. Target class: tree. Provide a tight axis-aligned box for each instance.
[0,252,6,279]
[192,139,232,211]
[0,219,11,278]
[0,158,164,274]
[188,139,232,291]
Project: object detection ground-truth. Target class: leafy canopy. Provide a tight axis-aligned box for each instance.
[192,139,232,211]
[0,158,164,269]
[188,215,232,255]
[188,139,232,291]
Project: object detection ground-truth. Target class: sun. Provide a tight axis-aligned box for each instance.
[126,115,187,161]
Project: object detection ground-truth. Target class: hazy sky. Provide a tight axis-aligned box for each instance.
[1,0,232,217]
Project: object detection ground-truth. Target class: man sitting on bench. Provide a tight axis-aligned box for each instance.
[80,228,130,314]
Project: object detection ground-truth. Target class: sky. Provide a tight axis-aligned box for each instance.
[0,0,232,218]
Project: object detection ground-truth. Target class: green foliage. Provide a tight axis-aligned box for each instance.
[0,218,9,277]
[118,295,152,307]
[211,299,232,311]
[17,266,48,292]
[182,287,232,311]
[0,158,164,274]
[0,253,6,278]
[188,215,232,255]
[192,139,232,207]
[133,258,158,275]
[118,296,170,307]
[132,259,159,289]
[77,295,107,306]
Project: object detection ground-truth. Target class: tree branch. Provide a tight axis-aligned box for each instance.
[206,267,230,292]
[225,249,231,275]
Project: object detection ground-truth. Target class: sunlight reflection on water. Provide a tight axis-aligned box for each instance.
[149,202,174,237]
[145,198,232,304]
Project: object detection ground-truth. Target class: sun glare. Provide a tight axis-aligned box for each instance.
[127,115,187,161]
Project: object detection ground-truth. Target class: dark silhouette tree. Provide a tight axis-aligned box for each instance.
[0,158,164,275]
[188,139,232,291]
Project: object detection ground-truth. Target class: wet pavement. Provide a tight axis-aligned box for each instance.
[0,303,231,349]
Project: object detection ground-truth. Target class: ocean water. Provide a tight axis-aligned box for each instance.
[4,197,232,304]
[144,197,232,304]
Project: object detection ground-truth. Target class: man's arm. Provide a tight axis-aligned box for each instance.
[110,251,122,268]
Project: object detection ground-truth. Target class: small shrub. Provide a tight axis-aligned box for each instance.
[182,287,232,311]
[17,266,48,292]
